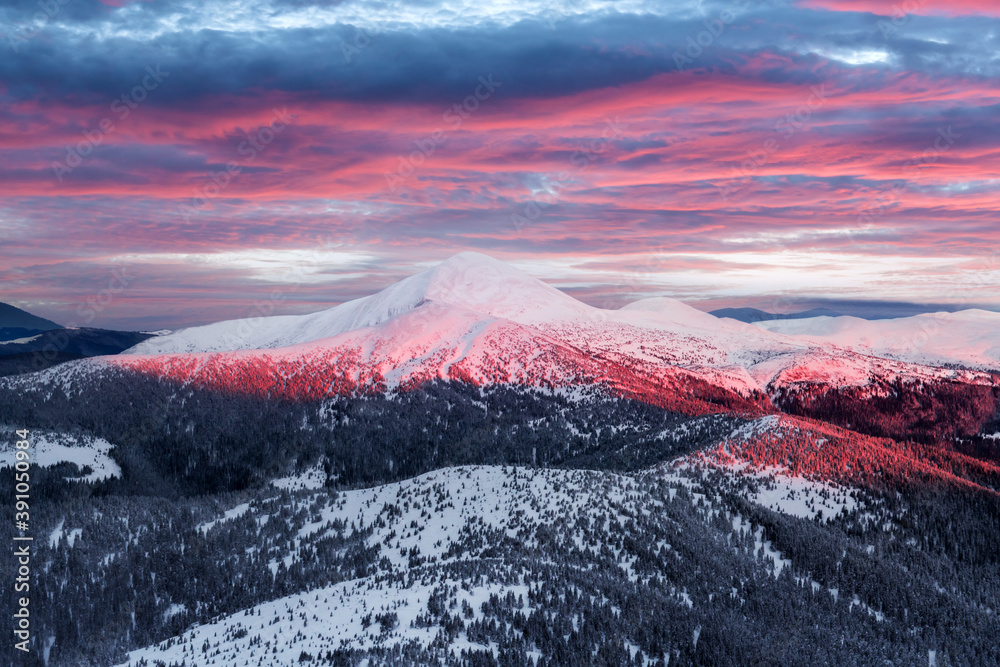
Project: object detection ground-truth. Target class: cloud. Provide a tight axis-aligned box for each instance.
[1,0,998,326]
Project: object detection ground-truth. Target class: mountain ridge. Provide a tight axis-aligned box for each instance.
[710,306,846,323]
[0,301,61,337]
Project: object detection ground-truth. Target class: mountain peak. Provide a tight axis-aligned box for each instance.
[124,253,591,355]
[432,251,507,270]
[423,252,528,292]
[417,252,584,321]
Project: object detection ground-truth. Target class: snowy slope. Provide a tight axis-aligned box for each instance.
[118,450,908,667]
[117,463,812,666]
[121,573,533,667]
[666,416,864,522]
[108,301,757,414]
[0,429,120,482]
[118,465,672,666]
[747,347,997,392]
[125,253,789,359]
[755,310,1000,371]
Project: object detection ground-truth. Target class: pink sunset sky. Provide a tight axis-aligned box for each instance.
[1,0,998,328]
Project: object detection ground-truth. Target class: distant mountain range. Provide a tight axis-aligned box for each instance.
[709,307,846,322]
[0,301,62,340]
[0,301,156,376]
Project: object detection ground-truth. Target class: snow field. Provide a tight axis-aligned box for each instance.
[125,456,893,665]
[0,428,120,482]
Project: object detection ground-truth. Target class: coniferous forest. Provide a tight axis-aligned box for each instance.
[2,366,1000,666]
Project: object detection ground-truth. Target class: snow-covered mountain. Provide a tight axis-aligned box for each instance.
[125,253,798,368]
[5,252,993,422]
[100,253,795,406]
[115,412,1000,666]
[108,253,997,405]
[124,254,1000,377]
[124,252,594,355]
[754,310,1000,371]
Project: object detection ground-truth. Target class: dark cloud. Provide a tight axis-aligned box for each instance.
[1,2,996,109]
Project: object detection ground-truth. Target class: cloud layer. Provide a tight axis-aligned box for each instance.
[1,0,998,327]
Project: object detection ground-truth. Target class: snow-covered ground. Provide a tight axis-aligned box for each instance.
[658,456,859,528]
[196,502,251,534]
[122,465,659,666]
[121,458,889,666]
[119,464,694,666]
[271,465,327,491]
[717,462,859,521]
[49,518,85,549]
[279,465,653,576]
[122,575,531,667]
[665,416,865,523]
[0,333,42,345]
[0,429,120,482]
